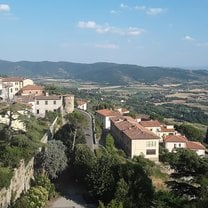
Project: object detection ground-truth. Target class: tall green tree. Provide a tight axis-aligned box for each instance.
[86,154,116,201]
[73,144,96,183]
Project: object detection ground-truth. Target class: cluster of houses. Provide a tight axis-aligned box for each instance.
[96,109,206,161]
[0,76,74,119]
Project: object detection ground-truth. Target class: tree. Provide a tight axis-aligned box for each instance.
[205,127,208,144]
[175,124,204,142]
[35,140,68,179]
[117,162,154,208]
[86,154,116,201]
[73,144,96,183]
[114,178,129,204]
[0,102,29,142]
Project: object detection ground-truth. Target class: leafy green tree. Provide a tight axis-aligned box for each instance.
[87,154,116,201]
[154,190,187,208]
[205,127,208,144]
[35,140,68,179]
[73,144,96,183]
[114,178,129,204]
[117,162,154,208]
[105,134,115,153]
[53,123,85,155]
[175,124,204,142]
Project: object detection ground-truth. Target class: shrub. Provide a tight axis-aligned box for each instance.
[0,167,13,189]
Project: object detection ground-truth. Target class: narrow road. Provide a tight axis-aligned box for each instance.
[76,109,94,151]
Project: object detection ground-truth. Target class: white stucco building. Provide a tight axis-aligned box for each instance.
[164,135,205,156]
[96,109,120,129]
[1,77,33,100]
[111,116,160,161]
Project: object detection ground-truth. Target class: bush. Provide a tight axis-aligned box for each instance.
[33,175,56,199]
[14,186,48,208]
[0,167,13,189]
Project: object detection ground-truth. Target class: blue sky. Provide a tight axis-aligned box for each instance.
[0,0,208,67]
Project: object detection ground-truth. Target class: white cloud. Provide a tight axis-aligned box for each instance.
[110,10,121,15]
[146,8,165,16]
[117,4,166,16]
[134,5,146,11]
[0,4,10,12]
[120,3,129,9]
[95,43,119,49]
[78,20,145,36]
[127,27,145,36]
[78,21,97,29]
[183,35,195,41]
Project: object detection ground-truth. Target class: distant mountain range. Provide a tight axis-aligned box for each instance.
[0,60,208,85]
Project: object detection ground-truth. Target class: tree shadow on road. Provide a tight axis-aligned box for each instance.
[53,167,97,208]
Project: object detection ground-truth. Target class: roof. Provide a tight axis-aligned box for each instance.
[111,116,159,140]
[76,99,87,106]
[96,109,120,117]
[2,77,25,82]
[35,95,62,100]
[186,141,205,150]
[160,126,175,133]
[15,95,35,103]
[164,135,188,143]
[140,120,161,127]
[21,85,44,91]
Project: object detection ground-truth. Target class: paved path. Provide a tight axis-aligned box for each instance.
[76,109,95,151]
[45,180,96,208]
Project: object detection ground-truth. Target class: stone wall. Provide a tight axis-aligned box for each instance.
[0,116,59,208]
[0,158,34,208]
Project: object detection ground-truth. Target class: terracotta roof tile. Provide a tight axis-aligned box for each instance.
[21,85,44,91]
[96,109,120,117]
[2,77,25,82]
[35,95,62,100]
[160,126,175,133]
[186,141,205,150]
[164,135,188,143]
[76,100,87,106]
[111,116,159,140]
[140,120,161,127]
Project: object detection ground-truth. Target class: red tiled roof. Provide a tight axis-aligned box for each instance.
[76,100,87,106]
[160,126,175,132]
[140,120,161,127]
[186,141,205,150]
[96,109,120,117]
[35,95,62,100]
[164,135,188,143]
[2,77,25,82]
[111,116,159,140]
[21,85,44,91]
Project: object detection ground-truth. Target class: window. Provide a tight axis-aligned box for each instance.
[53,100,56,105]
[15,82,18,85]
[45,101,48,105]
[174,144,177,148]
[10,88,13,93]
[36,101,39,105]
[179,143,181,147]
[15,88,18,91]
[36,109,39,114]
[36,91,38,94]
[54,109,57,112]
[146,141,156,148]
[146,149,156,155]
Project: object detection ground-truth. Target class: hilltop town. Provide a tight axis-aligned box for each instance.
[0,76,208,208]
